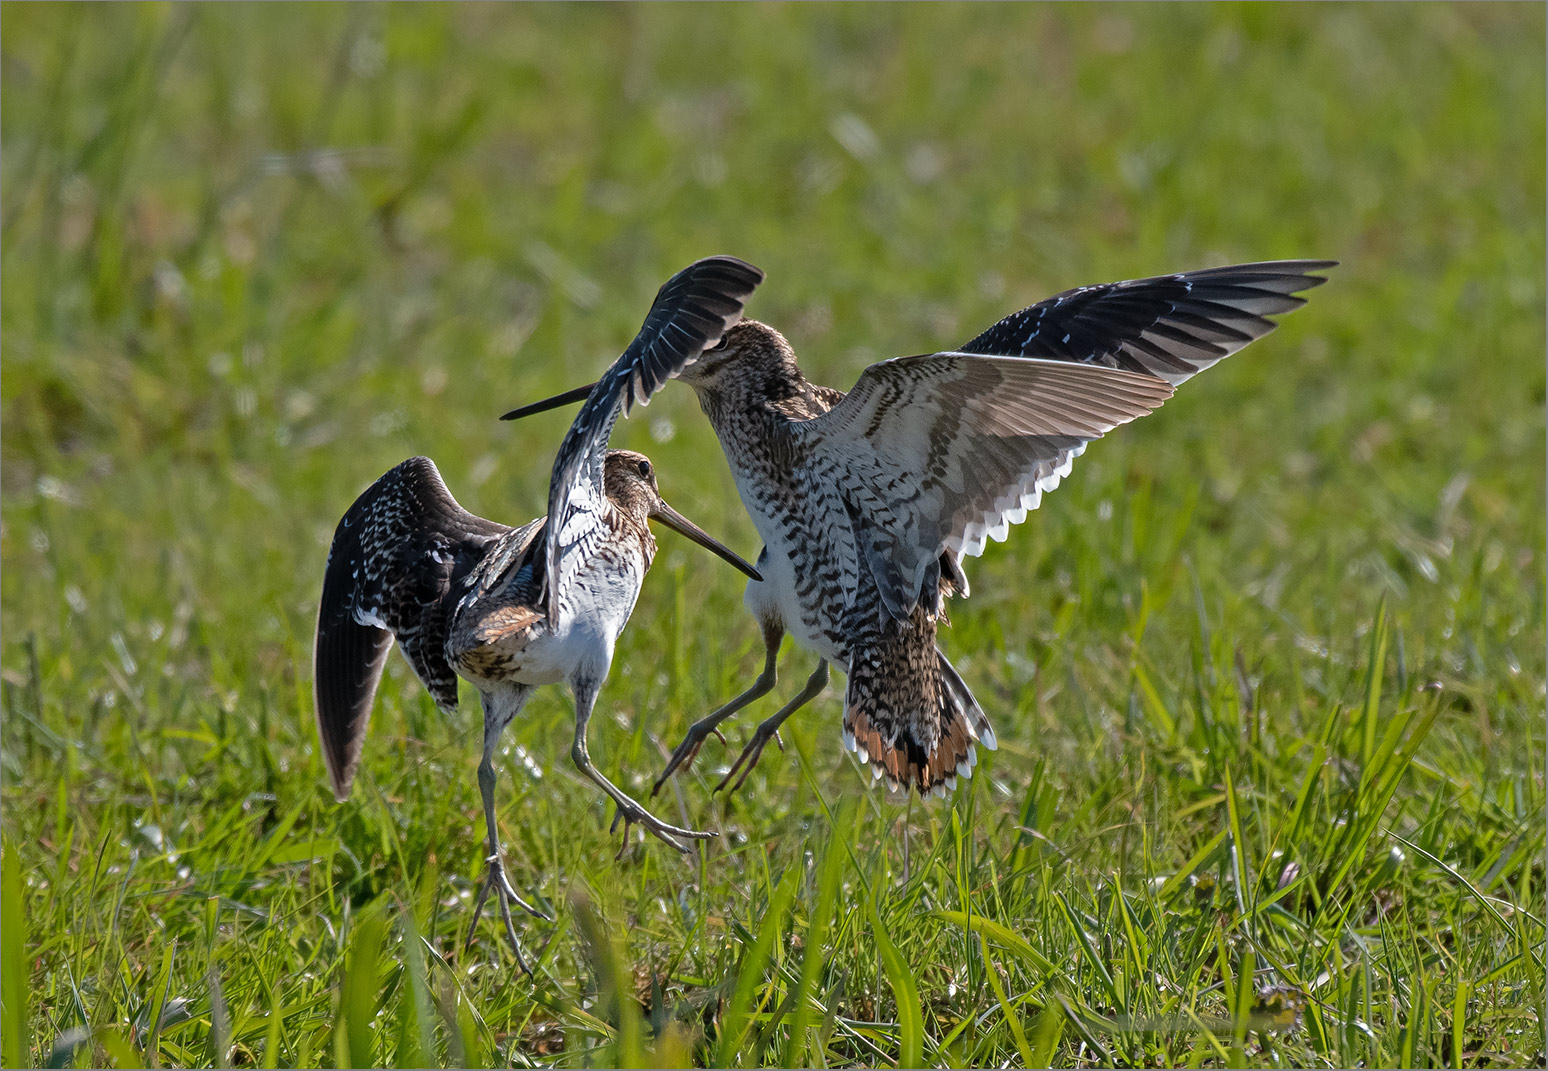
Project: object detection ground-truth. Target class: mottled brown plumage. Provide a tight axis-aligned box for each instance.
[314,449,759,965]
[653,319,1180,796]
[314,256,764,968]
[508,259,1334,798]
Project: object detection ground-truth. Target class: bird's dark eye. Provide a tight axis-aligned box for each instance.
[637,458,652,479]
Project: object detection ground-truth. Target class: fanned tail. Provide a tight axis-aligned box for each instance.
[841,614,994,797]
[937,647,995,752]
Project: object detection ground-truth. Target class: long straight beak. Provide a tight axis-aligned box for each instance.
[500,382,597,421]
[651,500,762,581]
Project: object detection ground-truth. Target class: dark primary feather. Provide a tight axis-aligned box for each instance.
[960,260,1336,383]
[313,456,508,800]
[544,256,764,625]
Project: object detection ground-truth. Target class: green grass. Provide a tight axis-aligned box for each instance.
[2,3,1543,1067]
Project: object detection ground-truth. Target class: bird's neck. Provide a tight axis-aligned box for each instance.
[691,388,818,513]
[693,362,833,429]
[603,500,657,567]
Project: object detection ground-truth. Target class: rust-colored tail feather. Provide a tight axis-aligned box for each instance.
[841,616,994,797]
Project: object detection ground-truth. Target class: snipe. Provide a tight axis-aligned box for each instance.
[505,260,1334,800]
[314,256,765,967]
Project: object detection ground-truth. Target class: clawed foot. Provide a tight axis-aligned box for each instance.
[607,793,716,856]
[651,719,730,797]
[715,721,786,795]
[466,852,549,973]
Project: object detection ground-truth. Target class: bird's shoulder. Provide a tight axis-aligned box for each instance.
[769,380,846,422]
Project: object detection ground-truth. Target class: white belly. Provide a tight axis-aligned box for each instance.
[509,560,642,687]
[500,627,594,687]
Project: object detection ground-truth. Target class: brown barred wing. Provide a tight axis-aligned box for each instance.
[313,457,508,800]
[797,355,1174,624]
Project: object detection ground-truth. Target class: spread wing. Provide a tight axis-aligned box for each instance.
[792,356,1174,622]
[960,260,1335,382]
[795,260,1334,622]
[313,456,508,800]
[544,255,764,625]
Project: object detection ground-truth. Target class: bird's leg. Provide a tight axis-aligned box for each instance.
[466,689,548,971]
[569,678,717,854]
[652,619,784,796]
[718,659,830,795]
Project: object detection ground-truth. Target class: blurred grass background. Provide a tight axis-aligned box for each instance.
[1,3,1543,1067]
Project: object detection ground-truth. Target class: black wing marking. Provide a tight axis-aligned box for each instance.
[544,255,764,624]
[961,260,1335,383]
[313,456,509,800]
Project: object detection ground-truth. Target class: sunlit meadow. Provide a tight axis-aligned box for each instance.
[2,4,1543,1067]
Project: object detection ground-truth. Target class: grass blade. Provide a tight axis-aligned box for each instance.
[1053,894,1118,1008]
[1223,765,1250,920]
[866,887,923,1068]
[1029,996,1064,1068]
[784,802,851,1067]
[978,935,1033,1067]
[143,940,175,1067]
[1230,944,1255,1064]
[1,838,28,1069]
[933,911,1058,975]
[261,977,282,1070]
[343,899,387,1069]
[395,903,435,1069]
[573,890,645,1068]
[718,864,801,1067]
[1359,601,1388,769]
[207,961,229,1069]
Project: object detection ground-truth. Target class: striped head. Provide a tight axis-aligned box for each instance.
[601,450,762,582]
[675,320,805,403]
[601,450,662,526]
